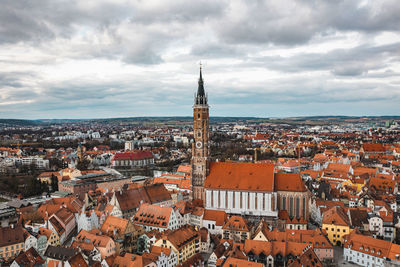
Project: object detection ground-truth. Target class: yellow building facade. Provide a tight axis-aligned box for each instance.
[153,226,200,265]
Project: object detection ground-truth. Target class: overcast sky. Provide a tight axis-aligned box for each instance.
[1,0,400,119]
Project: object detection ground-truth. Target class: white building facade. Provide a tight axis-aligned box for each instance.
[205,189,278,217]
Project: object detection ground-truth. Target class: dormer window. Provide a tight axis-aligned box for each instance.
[360,246,363,250]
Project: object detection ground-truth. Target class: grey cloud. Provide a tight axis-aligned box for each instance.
[246,42,400,76]
[191,42,244,58]
[215,0,400,45]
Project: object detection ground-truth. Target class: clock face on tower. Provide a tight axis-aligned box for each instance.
[196,141,203,149]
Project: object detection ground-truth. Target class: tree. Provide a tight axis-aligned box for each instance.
[50,174,58,192]
[77,159,90,170]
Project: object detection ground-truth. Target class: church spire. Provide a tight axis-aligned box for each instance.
[195,64,207,105]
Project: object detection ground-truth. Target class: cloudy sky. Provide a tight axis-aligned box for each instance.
[1,0,400,119]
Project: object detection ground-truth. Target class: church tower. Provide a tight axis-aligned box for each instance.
[192,66,209,202]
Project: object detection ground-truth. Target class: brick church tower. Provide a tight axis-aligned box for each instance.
[191,66,209,202]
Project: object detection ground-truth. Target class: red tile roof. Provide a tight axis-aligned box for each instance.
[205,162,274,192]
[113,151,153,161]
[222,216,250,232]
[363,143,385,152]
[274,173,307,192]
[203,209,228,226]
[222,257,263,267]
[133,204,173,229]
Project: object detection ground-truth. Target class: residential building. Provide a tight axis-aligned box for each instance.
[133,203,182,232]
[344,230,400,266]
[153,225,200,265]
[0,225,25,260]
[322,206,351,246]
[222,216,251,243]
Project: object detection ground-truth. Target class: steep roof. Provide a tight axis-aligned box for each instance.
[326,163,351,173]
[204,162,274,192]
[161,226,200,250]
[113,151,153,161]
[68,253,88,267]
[74,229,113,248]
[363,143,385,153]
[288,247,323,267]
[13,247,45,266]
[101,216,129,236]
[274,173,307,192]
[222,216,250,232]
[322,206,350,226]
[133,203,173,229]
[0,225,24,247]
[115,184,171,212]
[244,239,271,256]
[344,231,400,260]
[222,257,263,267]
[44,246,78,261]
[203,209,228,226]
[348,208,369,228]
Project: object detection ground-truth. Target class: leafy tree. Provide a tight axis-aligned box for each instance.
[50,174,58,192]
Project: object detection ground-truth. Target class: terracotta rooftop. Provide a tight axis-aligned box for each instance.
[322,206,351,226]
[222,216,250,232]
[222,257,263,267]
[160,226,200,250]
[203,209,228,226]
[133,203,173,229]
[274,173,307,192]
[0,225,24,247]
[205,162,274,192]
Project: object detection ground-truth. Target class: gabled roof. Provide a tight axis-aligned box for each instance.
[68,253,88,267]
[74,229,113,249]
[112,151,153,161]
[222,216,250,232]
[288,247,323,267]
[203,209,228,226]
[326,163,351,173]
[363,143,385,153]
[133,203,173,229]
[205,162,274,192]
[222,257,263,267]
[13,247,45,266]
[101,216,128,236]
[44,246,78,261]
[274,173,307,192]
[244,239,270,256]
[0,225,24,247]
[160,226,200,250]
[115,184,171,212]
[322,206,350,226]
[344,230,400,260]
[348,208,369,228]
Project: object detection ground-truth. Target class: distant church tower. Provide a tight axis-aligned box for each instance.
[192,65,209,202]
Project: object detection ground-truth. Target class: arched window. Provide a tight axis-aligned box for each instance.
[289,197,294,217]
[282,196,287,211]
[296,197,300,218]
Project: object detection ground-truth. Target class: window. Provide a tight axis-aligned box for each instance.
[282,196,287,211]
[296,197,300,218]
[289,197,294,217]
